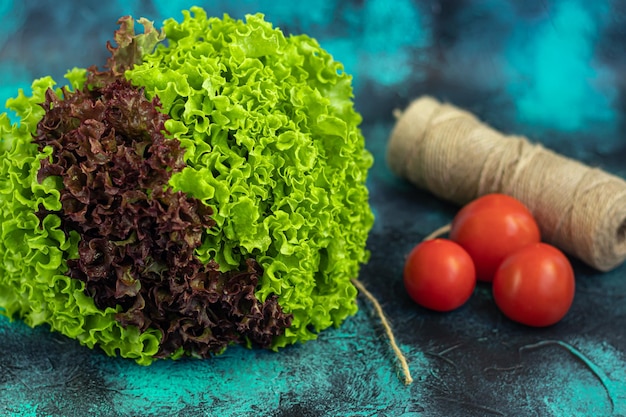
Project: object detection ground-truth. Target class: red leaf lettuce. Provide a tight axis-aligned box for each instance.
[34,56,292,357]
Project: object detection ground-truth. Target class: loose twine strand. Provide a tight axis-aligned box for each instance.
[351,225,451,386]
[351,278,414,385]
[387,96,626,272]
[422,223,451,242]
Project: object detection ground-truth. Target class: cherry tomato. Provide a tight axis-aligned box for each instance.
[449,193,541,282]
[492,243,575,327]
[403,238,476,312]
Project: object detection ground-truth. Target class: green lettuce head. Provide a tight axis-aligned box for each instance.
[0,7,374,363]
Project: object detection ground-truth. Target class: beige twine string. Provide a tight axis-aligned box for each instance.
[387,96,626,272]
[351,223,456,386]
[351,278,414,385]
[350,224,452,386]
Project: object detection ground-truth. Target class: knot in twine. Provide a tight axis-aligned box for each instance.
[387,96,626,272]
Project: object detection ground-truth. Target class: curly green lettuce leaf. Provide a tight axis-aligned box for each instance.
[34,73,292,358]
[127,8,374,347]
[0,8,374,360]
[0,78,161,365]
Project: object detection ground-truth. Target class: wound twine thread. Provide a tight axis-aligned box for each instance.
[387,96,626,272]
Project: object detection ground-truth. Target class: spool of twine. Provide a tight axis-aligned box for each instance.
[387,96,626,272]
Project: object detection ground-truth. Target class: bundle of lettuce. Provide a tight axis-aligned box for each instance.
[0,7,373,363]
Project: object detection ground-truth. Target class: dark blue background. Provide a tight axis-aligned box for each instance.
[1,1,625,416]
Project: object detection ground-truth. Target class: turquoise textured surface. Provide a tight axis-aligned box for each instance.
[2,1,626,416]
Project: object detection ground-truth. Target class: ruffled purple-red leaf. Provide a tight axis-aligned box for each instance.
[34,64,292,358]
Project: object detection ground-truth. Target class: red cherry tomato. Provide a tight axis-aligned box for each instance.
[492,243,575,327]
[403,239,476,312]
[449,193,541,282]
